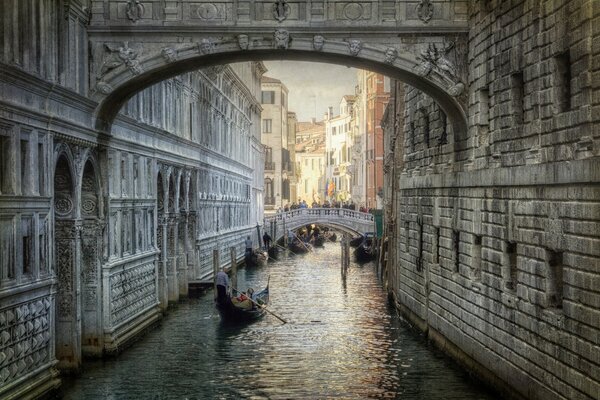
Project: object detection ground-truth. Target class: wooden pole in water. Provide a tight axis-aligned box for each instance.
[230,247,237,294]
[213,249,219,299]
[341,234,349,278]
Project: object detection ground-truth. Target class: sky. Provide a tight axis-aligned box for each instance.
[263,61,359,122]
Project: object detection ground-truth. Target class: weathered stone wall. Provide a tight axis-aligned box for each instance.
[0,2,264,399]
[389,1,599,399]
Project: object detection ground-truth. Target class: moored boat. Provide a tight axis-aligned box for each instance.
[245,249,268,267]
[354,236,377,262]
[349,235,364,247]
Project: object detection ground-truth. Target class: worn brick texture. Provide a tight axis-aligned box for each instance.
[391,1,599,399]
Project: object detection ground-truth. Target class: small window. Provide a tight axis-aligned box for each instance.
[505,241,518,291]
[546,249,564,309]
[261,91,275,104]
[453,230,460,273]
[511,72,524,124]
[472,235,482,281]
[554,51,572,113]
[262,119,272,133]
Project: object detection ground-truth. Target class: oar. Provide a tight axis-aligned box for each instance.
[276,242,298,256]
[232,287,287,324]
[292,232,313,253]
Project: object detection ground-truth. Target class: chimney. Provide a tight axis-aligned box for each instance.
[312,117,316,124]
[328,106,333,118]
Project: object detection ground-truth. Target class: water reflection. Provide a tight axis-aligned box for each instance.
[61,243,499,399]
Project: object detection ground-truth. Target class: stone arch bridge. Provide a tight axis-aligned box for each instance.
[264,208,375,242]
[88,0,470,138]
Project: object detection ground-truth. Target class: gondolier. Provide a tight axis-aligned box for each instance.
[245,235,253,257]
[215,266,229,305]
[262,232,272,249]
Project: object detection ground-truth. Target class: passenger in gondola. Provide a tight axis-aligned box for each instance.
[215,266,229,305]
[262,232,272,249]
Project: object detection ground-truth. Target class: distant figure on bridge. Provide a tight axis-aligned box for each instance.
[312,201,318,208]
[262,232,272,249]
[245,235,253,257]
[215,266,229,305]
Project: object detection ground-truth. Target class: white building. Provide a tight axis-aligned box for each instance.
[295,120,326,204]
[260,76,290,210]
[324,96,355,203]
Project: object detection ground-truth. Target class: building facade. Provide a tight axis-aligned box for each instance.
[0,3,264,398]
[295,119,326,204]
[324,97,355,203]
[384,2,600,400]
[260,76,290,210]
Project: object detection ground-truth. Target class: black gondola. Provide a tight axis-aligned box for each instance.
[245,249,267,267]
[311,235,326,247]
[349,235,364,247]
[216,283,269,323]
[288,240,312,254]
[354,236,377,262]
[267,246,278,259]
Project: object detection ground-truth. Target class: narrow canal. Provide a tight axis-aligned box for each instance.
[60,242,499,399]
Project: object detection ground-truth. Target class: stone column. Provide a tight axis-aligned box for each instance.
[157,215,169,310]
[178,212,189,297]
[167,216,179,303]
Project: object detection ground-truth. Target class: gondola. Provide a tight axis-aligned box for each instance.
[311,235,326,247]
[349,235,364,247]
[216,283,269,323]
[288,240,312,254]
[245,249,267,267]
[324,231,337,242]
[354,237,377,262]
[267,246,279,260]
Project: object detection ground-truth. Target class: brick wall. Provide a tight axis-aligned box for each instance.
[391,1,599,399]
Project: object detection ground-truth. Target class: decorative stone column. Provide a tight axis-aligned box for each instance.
[157,215,169,310]
[167,215,179,303]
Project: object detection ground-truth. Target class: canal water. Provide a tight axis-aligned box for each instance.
[60,242,499,399]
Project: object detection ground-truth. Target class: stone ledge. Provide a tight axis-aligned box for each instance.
[400,158,600,189]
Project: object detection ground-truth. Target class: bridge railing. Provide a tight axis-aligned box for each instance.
[264,208,374,225]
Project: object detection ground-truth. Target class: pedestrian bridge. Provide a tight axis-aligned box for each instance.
[263,208,375,242]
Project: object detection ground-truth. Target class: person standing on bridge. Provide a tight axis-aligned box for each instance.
[262,231,272,250]
[215,266,229,305]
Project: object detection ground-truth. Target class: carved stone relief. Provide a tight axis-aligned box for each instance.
[108,263,157,327]
[273,1,290,22]
[417,0,434,23]
[161,47,177,63]
[0,297,52,386]
[274,29,290,49]
[313,35,325,51]
[126,0,145,22]
[99,42,143,78]
[198,38,215,55]
[238,35,250,50]
[348,40,362,56]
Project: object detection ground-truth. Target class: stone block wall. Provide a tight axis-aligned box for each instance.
[389,1,599,399]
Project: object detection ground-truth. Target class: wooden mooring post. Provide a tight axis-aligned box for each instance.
[213,249,219,300]
[341,234,350,279]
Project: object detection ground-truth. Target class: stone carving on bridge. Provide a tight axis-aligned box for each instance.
[273,29,290,49]
[273,1,290,22]
[348,40,362,56]
[161,47,177,63]
[415,42,464,96]
[198,38,215,55]
[99,42,143,79]
[384,47,398,64]
[417,0,434,23]
[343,3,364,21]
[313,35,325,51]
[238,35,250,50]
[126,0,145,22]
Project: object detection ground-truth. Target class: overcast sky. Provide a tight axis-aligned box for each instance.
[263,61,359,122]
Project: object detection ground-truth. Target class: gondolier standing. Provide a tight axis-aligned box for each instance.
[215,266,229,305]
[245,235,253,257]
